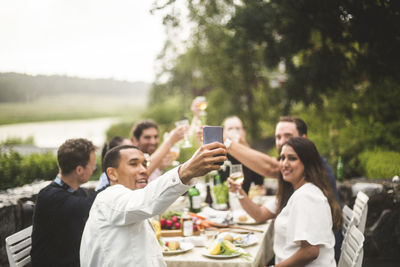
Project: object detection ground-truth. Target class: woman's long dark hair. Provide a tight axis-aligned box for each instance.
[276,137,343,231]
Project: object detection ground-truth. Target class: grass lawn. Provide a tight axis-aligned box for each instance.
[0,93,147,125]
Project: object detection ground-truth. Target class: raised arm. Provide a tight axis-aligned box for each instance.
[228,142,280,178]
[147,126,186,174]
[105,142,227,225]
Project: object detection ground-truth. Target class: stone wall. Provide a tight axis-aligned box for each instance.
[0,180,97,267]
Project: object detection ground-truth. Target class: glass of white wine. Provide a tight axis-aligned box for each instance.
[175,119,192,148]
[195,96,208,116]
[170,144,180,166]
[230,164,244,198]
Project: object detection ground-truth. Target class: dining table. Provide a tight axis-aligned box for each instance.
[161,196,276,267]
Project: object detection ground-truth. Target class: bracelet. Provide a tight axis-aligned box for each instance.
[237,192,245,199]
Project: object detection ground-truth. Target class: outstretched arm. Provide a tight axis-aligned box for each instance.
[228,178,275,223]
[147,126,186,174]
[228,142,280,178]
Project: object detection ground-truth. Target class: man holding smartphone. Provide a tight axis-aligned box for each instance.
[80,142,226,266]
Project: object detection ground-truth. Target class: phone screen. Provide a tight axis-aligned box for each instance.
[203,126,223,144]
[203,126,224,165]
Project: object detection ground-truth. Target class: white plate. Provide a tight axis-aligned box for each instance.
[202,250,241,259]
[234,218,265,225]
[163,242,194,255]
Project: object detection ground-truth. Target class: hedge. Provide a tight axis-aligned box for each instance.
[358,150,400,179]
[0,149,104,190]
[0,150,59,190]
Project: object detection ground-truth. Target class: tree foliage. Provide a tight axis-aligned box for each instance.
[149,0,400,178]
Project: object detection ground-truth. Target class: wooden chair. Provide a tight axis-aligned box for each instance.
[353,191,369,234]
[5,226,32,267]
[338,225,365,267]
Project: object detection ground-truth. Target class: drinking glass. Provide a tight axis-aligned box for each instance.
[195,96,208,116]
[170,144,180,166]
[175,119,192,148]
[230,164,244,198]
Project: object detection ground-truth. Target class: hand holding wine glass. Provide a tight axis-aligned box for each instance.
[170,144,180,166]
[175,119,192,148]
[229,164,244,198]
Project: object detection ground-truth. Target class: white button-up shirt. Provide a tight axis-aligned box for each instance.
[80,167,190,267]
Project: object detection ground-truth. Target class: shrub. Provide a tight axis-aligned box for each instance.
[359,150,400,179]
[0,150,23,190]
[105,121,134,140]
[19,152,59,185]
[0,136,34,146]
[0,150,59,190]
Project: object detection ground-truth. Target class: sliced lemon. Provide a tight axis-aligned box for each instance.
[208,242,221,255]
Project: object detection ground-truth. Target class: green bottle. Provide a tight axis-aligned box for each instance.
[188,185,201,213]
[337,156,344,182]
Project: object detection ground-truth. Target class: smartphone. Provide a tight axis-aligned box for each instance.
[203,126,224,165]
[203,126,223,145]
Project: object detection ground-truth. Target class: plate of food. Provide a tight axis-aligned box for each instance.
[217,232,258,247]
[202,240,249,259]
[161,240,194,255]
[234,214,264,225]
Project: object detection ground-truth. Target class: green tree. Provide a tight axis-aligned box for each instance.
[151,0,400,177]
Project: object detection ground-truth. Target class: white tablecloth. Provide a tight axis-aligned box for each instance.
[164,220,275,267]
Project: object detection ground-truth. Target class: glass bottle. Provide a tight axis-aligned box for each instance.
[188,185,201,213]
[337,156,344,182]
[180,208,193,237]
[205,183,213,207]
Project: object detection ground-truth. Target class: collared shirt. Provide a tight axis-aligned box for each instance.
[95,172,110,191]
[80,167,190,267]
[148,168,163,182]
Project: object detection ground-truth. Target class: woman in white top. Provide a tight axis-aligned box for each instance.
[229,137,342,266]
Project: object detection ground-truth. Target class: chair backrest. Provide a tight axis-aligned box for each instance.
[338,225,365,267]
[5,226,32,267]
[342,204,354,237]
[353,191,369,233]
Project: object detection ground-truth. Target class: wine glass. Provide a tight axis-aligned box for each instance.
[175,119,192,148]
[170,144,180,166]
[230,164,244,198]
[195,96,208,116]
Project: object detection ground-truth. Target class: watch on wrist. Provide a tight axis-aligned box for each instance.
[237,192,245,199]
[224,138,232,149]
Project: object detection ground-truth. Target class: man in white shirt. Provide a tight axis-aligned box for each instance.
[80,143,226,267]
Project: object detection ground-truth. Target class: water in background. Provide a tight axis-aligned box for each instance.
[0,117,119,148]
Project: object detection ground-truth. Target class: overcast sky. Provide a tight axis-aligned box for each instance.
[0,0,171,83]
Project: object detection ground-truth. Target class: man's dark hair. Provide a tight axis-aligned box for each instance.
[101,136,127,171]
[57,138,96,176]
[279,116,308,136]
[131,119,158,140]
[103,145,139,176]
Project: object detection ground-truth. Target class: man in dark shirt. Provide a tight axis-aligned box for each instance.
[31,138,98,267]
